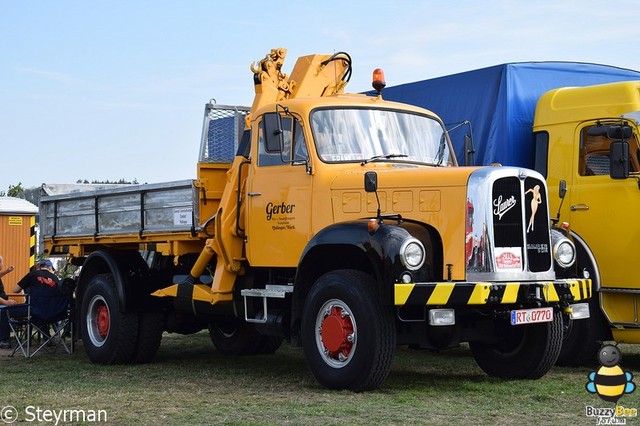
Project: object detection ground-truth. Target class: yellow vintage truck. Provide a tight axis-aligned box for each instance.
[40,49,591,391]
[379,63,640,365]
[534,81,640,361]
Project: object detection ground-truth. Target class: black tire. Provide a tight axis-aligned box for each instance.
[301,269,396,391]
[469,310,562,379]
[556,297,608,366]
[132,311,164,364]
[208,316,282,356]
[255,335,284,355]
[80,273,139,364]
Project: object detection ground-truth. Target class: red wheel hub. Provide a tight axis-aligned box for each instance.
[320,306,354,359]
[96,304,110,338]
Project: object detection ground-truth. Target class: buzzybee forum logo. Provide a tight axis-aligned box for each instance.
[587,345,635,402]
[585,344,637,424]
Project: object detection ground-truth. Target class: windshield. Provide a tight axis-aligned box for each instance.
[311,108,456,166]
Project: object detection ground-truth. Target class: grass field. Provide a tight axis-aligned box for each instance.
[1,332,638,425]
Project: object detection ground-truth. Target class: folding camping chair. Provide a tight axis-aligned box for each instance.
[6,285,73,358]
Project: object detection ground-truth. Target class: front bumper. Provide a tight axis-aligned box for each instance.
[394,278,591,306]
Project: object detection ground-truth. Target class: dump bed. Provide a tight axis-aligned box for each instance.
[40,180,199,240]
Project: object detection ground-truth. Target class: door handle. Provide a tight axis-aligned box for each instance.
[570,204,589,211]
[247,192,262,197]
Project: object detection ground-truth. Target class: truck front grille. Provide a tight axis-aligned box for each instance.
[466,168,553,278]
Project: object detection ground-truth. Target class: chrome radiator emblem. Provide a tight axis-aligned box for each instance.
[492,195,516,220]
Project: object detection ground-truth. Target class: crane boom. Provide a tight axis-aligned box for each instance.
[247,48,351,128]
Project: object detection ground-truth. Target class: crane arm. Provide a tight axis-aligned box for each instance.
[246,48,352,128]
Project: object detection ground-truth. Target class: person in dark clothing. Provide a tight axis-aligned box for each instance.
[11,260,60,294]
[0,260,64,349]
[0,255,17,349]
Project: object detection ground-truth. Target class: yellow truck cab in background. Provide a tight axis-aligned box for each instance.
[534,80,640,356]
[41,49,591,391]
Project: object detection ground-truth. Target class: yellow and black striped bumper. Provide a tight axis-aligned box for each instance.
[394,278,591,306]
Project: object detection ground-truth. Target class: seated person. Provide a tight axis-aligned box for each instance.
[12,260,60,294]
[5,260,67,340]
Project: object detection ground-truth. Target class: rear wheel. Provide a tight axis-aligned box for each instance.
[470,310,562,379]
[301,269,395,391]
[208,316,282,355]
[81,273,139,364]
[132,311,164,364]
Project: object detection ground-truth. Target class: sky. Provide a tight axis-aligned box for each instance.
[2,0,640,194]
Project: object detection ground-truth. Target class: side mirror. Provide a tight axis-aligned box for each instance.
[263,113,284,152]
[610,140,630,179]
[464,134,475,166]
[558,180,567,199]
[607,125,633,140]
[587,125,607,136]
[364,171,378,192]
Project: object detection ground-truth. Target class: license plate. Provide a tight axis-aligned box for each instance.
[510,307,554,325]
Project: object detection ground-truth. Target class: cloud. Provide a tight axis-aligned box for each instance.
[16,67,79,85]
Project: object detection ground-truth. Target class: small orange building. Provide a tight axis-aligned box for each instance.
[0,197,38,289]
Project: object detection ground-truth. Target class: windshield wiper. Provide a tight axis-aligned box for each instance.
[435,132,447,166]
[361,154,408,166]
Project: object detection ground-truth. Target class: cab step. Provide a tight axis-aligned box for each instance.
[240,285,293,323]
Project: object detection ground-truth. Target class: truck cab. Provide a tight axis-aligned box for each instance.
[245,94,458,266]
[534,80,640,347]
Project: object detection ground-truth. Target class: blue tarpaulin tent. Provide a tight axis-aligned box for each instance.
[379,62,640,168]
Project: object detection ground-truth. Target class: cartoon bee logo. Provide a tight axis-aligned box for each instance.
[586,344,636,403]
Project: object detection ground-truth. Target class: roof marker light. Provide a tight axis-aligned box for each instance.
[372,68,386,94]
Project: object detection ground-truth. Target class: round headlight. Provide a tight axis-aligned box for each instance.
[400,238,426,270]
[553,239,576,268]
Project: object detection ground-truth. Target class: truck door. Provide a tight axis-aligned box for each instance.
[570,123,640,289]
[246,113,312,266]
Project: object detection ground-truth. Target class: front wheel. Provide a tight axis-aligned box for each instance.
[469,310,562,379]
[301,269,396,391]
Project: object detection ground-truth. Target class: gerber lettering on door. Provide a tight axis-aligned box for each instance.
[266,202,296,231]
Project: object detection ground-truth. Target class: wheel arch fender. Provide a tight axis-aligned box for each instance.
[568,229,601,292]
[568,228,609,337]
[78,249,150,312]
[294,222,383,306]
[291,220,432,335]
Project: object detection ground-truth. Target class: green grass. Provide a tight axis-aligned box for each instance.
[1,333,638,425]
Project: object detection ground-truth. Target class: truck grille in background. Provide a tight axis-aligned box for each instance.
[524,177,551,272]
[491,176,551,273]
